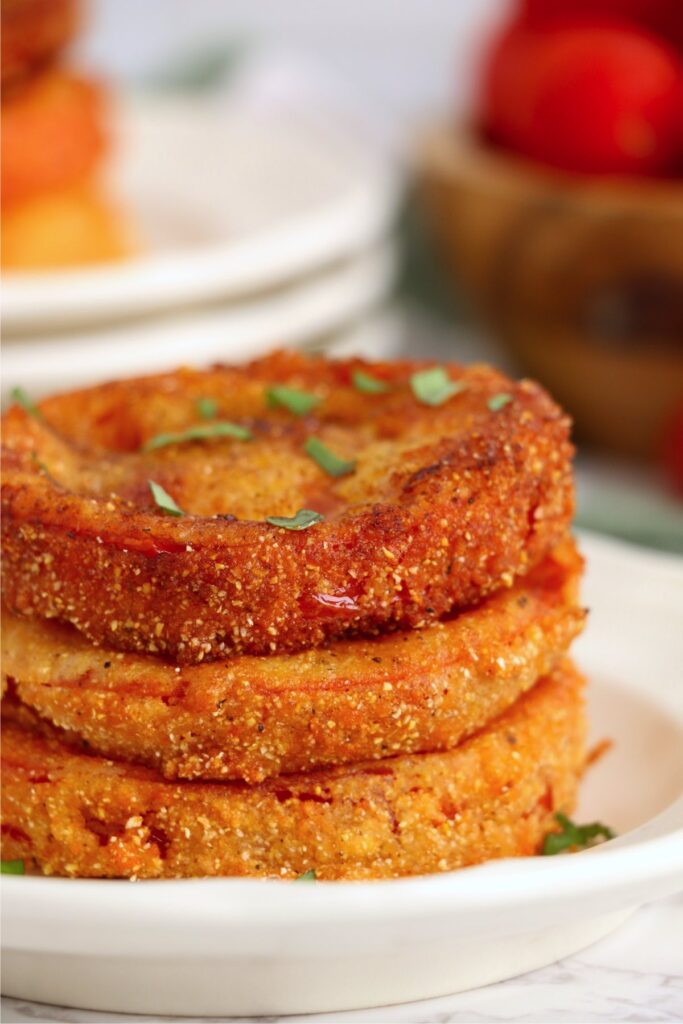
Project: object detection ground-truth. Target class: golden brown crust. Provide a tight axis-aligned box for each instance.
[2,540,585,782]
[0,662,585,879]
[1,0,80,86]
[1,352,574,663]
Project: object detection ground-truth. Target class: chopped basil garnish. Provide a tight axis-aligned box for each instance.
[542,813,615,856]
[304,437,355,478]
[143,422,252,451]
[148,479,185,517]
[1,859,25,875]
[352,370,389,395]
[488,393,513,412]
[410,368,465,407]
[266,509,324,531]
[267,385,320,417]
[295,869,317,881]
[10,387,42,419]
[196,397,219,420]
[31,451,50,475]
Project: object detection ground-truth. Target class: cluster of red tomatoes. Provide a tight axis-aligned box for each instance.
[479,0,683,177]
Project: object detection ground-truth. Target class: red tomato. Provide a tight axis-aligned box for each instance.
[480,19,683,175]
[519,0,683,50]
[661,400,683,497]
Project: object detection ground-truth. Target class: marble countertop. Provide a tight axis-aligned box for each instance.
[3,895,681,1023]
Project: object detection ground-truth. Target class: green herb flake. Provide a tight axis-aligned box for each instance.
[143,422,252,452]
[295,869,317,881]
[196,397,219,420]
[148,479,185,517]
[10,386,42,419]
[266,509,324,531]
[266,385,320,417]
[352,370,389,395]
[410,368,465,407]
[1,859,25,875]
[542,813,615,856]
[31,451,50,475]
[304,437,356,478]
[488,393,513,412]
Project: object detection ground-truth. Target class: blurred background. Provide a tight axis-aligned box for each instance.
[2,0,682,551]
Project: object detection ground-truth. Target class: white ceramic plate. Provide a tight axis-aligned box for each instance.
[2,95,399,334]
[1,242,396,401]
[2,531,682,1017]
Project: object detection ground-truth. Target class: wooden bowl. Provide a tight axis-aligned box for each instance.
[417,127,683,459]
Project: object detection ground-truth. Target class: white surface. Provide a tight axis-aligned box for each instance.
[2,533,682,1018]
[2,242,396,399]
[2,95,399,333]
[76,0,508,132]
[3,896,682,1022]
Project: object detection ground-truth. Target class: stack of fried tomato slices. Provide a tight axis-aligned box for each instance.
[1,351,587,880]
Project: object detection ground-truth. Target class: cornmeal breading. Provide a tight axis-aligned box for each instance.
[2,540,584,782]
[1,351,574,663]
[1,662,585,880]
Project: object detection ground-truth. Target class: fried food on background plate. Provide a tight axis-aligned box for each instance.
[0,661,586,880]
[1,0,80,86]
[1,182,132,269]
[1,353,574,663]
[1,70,106,207]
[2,539,584,782]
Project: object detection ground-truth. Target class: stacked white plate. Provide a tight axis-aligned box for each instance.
[2,94,401,397]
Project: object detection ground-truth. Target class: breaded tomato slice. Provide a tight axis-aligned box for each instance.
[1,661,585,880]
[1,352,574,662]
[1,183,132,269]
[2,0,80,86]
[2,70,106,207]
[2,539,584,782]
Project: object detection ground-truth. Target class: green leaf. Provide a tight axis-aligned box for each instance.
[143,422,252,451]
[488,393,513,412]
[146,41,247,93]
[266,509,324,531]
[148,479,185,517]
[352,370,389,395]
[10,387,42,419]
[295,869,317,881]
[31,451,50,475]
[542,813,615,856]
[1,859,25,875]
[410,368,465,407]
[266,385,320,416]
[304,437,356,478]
[196,397,219,420]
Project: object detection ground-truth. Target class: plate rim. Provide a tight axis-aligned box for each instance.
[2,241,397,400]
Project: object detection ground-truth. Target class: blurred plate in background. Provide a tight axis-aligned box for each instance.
[2,94,400,334]
[2,242,396,399]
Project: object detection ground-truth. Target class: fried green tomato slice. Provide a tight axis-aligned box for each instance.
[1,351,574,663]
[1,539,584,783]
[2,0,80,87]
[1,661,585,880]
[2,70,107,207]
